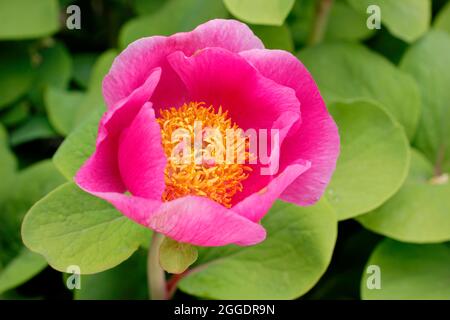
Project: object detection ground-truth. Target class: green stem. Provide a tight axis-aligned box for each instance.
[307,0,335,46]
[148,232,167,300]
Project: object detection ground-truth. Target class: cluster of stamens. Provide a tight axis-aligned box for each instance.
[156,102,252,208]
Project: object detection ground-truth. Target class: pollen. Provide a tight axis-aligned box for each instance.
[157,102,252,208]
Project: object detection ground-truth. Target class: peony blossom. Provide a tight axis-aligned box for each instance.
[75,19,340,247]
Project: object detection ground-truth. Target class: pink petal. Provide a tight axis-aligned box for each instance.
[103,19,264,109]
[240,49,340,206]
[118,103,166,199]
[233,160,311,222]
[148,196,267,246]
[167,47,301,201]
[76,69,164,199]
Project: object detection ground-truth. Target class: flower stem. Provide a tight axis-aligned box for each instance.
[147,232,167,300]
[307,0,335,46]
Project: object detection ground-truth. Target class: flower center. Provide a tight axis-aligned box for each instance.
[157,102,252,208]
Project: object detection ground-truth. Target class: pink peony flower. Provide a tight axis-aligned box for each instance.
[75,19,340,247]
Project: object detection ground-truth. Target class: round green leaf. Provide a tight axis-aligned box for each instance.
[326,100,410,220]
[361,239,450,300]
[298,42,421,140]
[0,47,34,108]
[224,0,294,26]
[45,88,85,136]
[358,149,450,243]
[347,0,431,43]
[178,199,337,299]
[400,31,450,175]
[120,0,228,47]
[22,183,151,274]
[0,248,47,295]
[0,0,59,40]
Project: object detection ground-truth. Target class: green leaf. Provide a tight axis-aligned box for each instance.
[53,109,102,180]
[347,0,431,43]
[223,0,294,26]
[22,183,151,274]
[1,160,63,283]
[0,248,47,295]
[10,116,57,146]
[132,0,166,16]
[34,42,72,91]
[434,1,450,34]
[119,0,228,47]
[0,124,16,202]
[298,42,421,139]
[0,0,59,40]
[72,53,97,89]
[326,100,410,220]
[178,199,337,299]
[325,0,375,41]
[251,24,293,51]
[358,149,450,243]
[1,160,66,249]
[74,249,148,300]
[361,239,450,300]
[0,101,30,127]
[0,46,34,108]
[159,237,198,274]
[45,87,85,136]
[400,31,450,175]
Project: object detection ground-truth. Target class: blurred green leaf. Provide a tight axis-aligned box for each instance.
[119,0,228,47]
[29,42,73,108]
[358,149,450,243]
[0,248,47,295]
[179,199,337,299]
[325,0,375,41]
[434,1,450,34]
[10,116,57,146]
[361,240,450,299]
[251,25,293,51]
[45,88,85,136]
[74,249,148,300]
[0,101,30,127]
[0,47,34,109]
[132,0,166,16]
[347,0,431,43]
[22,183,151,274]
[0,125,17,202]
[0,160,63,290]
[1,160,66,245]
[400,31,450,174]
[72,54,98,89]
[326,100,410,220]
[0,0,60,40]
[298,42,421,140]
[53,109,102,180]
[223,0,294,26]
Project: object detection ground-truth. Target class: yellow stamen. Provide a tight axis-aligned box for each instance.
[157,102,252,208]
